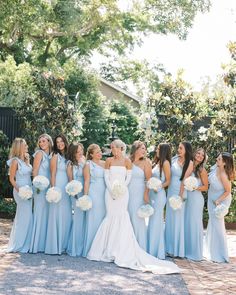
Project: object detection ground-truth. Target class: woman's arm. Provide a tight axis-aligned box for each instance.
[9,159,19,192]
[67,162,73,182]
[179,160,194,198]
[50,154,58,187]
[162,160,171,189]
[215,173,231,205]
[83,163,90,195]
[32,151,43,177]
[144,159,152,203]
[196,168,208,192]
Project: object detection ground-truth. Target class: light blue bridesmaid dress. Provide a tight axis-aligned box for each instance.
[205,167,231,262]
[30,150,50,253]
[128,164,147,250]
[7,157,33,253]
[45,153,72,255]
[147,165,166,259]
[184,175,204,261]
[165,156,186,257]
[82,161,106,257]
[67,162,85,256]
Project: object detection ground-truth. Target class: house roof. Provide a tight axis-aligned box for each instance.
[99,77,141,104]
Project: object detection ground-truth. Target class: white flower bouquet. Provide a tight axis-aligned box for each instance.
[65,180,83,197]
[147,177,162,191]
[18,185,33,200]
[76,195,92,211]
[111,180,126,200]
[184,176,198,191]
[46,187,62,203]
[169,195,183,210]
[33,175,50,193]
[214,203,229,219]
[137,204,154,218]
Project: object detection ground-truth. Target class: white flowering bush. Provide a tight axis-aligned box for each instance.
[111,180,127,200]
[76,195,92,211]
[65,180,83,197]
[46,187,62,203]
[214,203,229,219]
[147,177,162,191]
[169,195,183,210]
[18,185,33,200]
[184,176,198,191]
[33,175,50,193]
[137,204,154,218]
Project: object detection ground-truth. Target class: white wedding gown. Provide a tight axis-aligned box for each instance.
[87,166,180,274]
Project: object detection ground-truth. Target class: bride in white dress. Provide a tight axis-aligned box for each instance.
[87,140,180,274]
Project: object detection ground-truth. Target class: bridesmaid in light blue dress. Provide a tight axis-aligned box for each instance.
[205,152,235,263]
[7,138,33,253]
[184,148,208,261]
[148,143,171,259]
[30,134,53,253]
[165,141,193,258]
[67,142,86,257]
[45,134,72,255]
[82,144,106,257]
[128,141,152,251]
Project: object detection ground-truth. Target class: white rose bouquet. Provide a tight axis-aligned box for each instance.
[146,177,162,192]
[46,187,62,203]
[76,195,92,211]
[137,204,154,218]
[169,195,183,210]
[65,180,83,198]
[111,180,127,200]
[18,185,33,200]
[33,175,50,193]
[184,176,198,191]
[214,203,229,219]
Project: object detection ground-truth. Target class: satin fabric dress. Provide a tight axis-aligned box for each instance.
[147,165,166,259]
[128,164,147,250]
[7,157,33,253]
[30,150,50,253]
[45,154,72,255]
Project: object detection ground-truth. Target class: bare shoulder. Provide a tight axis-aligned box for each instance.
[34,150,43,160]
[125,157,132,169]
[144,158,152,168]
[163,160,171,168]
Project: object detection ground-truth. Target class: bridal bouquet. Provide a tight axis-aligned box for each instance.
[146,177,162,191]
[46,187,62,203]
[137,204,154,218]
[184,176,198,191]
[76,195,92,211]
[111,180,126,200]
[33,175,50,193]
[18,185,33,200]
[65,180,83,197]
[214,203,229,219]
[169,195,183,210]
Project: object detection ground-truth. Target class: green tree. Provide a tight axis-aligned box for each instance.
[0,0,210,66]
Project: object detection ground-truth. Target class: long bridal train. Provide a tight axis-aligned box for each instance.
[87,166,180,274]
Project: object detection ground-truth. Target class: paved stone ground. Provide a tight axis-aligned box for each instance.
[0,219,235,295]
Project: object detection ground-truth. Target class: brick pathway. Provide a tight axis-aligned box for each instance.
[0,219,235,294]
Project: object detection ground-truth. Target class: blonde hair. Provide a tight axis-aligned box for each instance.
[9,138,27,159]
[111,139,126,155]
[37,134,53,153]
[86,144,100,160]
[130,140,145,162]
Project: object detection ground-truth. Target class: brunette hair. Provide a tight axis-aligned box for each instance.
[153,143,171,178]
[221,152,235,181]
[180,141,193,181]
[68,142,84,165]
[52,134,69,158]
[86,144,100,160]
[130,140,146,162]
[193,148,207,178]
